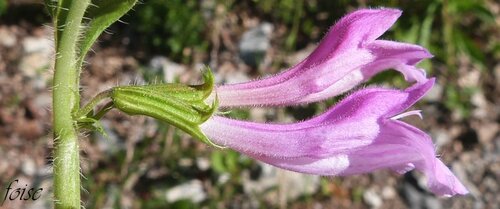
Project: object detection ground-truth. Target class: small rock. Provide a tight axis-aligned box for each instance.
[432,129,451,149]
[239,22,273,53]
[457,69,480,88]
[0,27,17,47]
[20,53,51,78]
[217,172,231,185]
[400,172,442,209]
[22,37,52,54]
[149,56,186,83]
[471,91,489,119]
[249,108,268,122]
[381,186,396,199]
[424,82,443,102]
[196,157,210,171]
[474,122,498,144]
[493,64,500,87]
[20,37,53,79]
[363,188,382,209]
[33,92,51,113]
[178,158,193,167]
[97,120,125,156]
[279,170,319,200]
[423,197,442,209]
[224,70,250,85]
[165,180,206,203]
[243,163,278,195]
[242,163,319,202]
[483,177,498,192]
[239,22,273,67]
[21,157,36,176]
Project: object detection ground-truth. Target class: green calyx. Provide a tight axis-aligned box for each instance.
[111,69,221,147]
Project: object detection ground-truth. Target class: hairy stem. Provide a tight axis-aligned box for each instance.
[52,0,90,208]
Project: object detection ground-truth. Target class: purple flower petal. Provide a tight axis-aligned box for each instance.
[201,79,468,196]
[217,9,432,107]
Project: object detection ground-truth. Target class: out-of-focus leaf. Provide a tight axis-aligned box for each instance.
[453,30,486,67]
[78,0,138,62]
[210,150,241,174]
[211,151,227,173]
[418,2,438,71]
[444,85,476,118]
[170,199,196,209]
[449,0,495,23]
[0,0,7,16]
[225,151,239,173]
[395,18,419,44]
[469,5,495,23]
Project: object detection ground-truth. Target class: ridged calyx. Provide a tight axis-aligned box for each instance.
[111,69,220,147]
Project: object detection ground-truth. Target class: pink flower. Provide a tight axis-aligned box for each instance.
[201,79,468,196]
[216,8,431,107]
[194,8,468,196]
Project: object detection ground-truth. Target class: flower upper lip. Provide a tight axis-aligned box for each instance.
[215,9,432,107]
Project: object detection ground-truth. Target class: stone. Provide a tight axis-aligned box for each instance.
[424,82,443,102]
[432,129,451,149]
[381,186,396,199]
[363,188,382,209]
[493,64,500,87]
[165,180,206,203]
[149,56,186,83]
[20,37,53,79]
[22,37,52,54]
[0,27,17,47]
[242,163,319,203]
[238,22,273,67]
[21,158,36,176]
[474,122,498,144]
[96,120,125,156]
[196,157,210,171]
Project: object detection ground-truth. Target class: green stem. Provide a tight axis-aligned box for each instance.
[52,0,90,209]
[93,102,114,120]
[75,89,112,119]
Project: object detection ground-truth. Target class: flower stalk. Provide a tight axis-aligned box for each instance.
[75,89,113,119]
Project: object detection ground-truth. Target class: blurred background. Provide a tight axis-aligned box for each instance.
[0,0,499,208]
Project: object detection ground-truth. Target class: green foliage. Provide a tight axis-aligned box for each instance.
[211,150,242,174]
[128,0,208,62]
[78,0,138,64]
[444,85,476,118]
[253,0,323,50]
[0,0,7,16]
